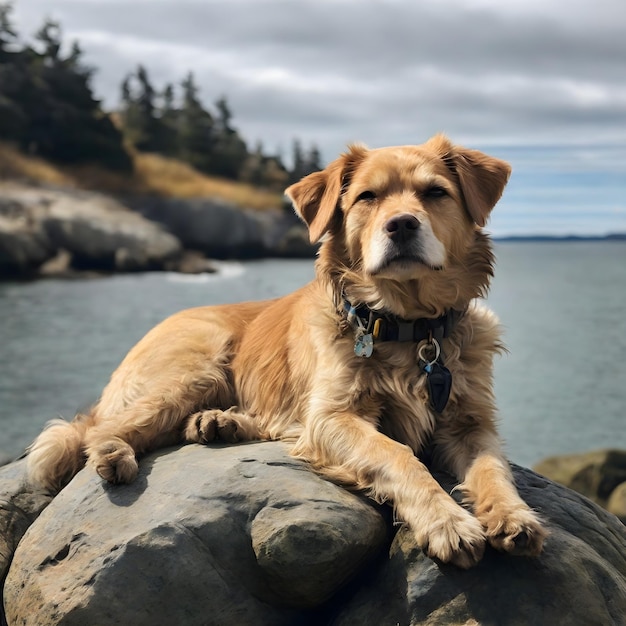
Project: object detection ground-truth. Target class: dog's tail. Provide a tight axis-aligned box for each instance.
[26,413,95,494]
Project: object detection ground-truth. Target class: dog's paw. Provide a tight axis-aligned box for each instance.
[479,506,547,556]
[185,409,241,444]
[90,439,138,484]
[420,504,486,569]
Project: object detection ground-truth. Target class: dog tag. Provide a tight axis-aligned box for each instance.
[425,362,452,413]
[354,332,374,358]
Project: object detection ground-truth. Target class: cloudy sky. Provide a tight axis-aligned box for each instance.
[12,0,626,236]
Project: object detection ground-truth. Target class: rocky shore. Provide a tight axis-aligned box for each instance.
[1,442,626,625]
[0,183,314,280]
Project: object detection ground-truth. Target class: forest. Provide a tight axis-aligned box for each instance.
[0,2,322,191]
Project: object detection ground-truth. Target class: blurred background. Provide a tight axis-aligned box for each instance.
[1,0,625,506]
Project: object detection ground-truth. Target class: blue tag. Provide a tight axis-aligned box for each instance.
[354,333,374,358]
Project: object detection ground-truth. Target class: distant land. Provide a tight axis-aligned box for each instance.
[493,233,626,242]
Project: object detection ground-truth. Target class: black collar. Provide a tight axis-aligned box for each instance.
[343,295,463,345]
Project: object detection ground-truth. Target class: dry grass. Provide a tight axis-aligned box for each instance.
[0,143,284,211]
[131,152,283,210]
[0,142,74,187]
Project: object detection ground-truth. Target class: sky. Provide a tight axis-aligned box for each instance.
[12,0,626,236]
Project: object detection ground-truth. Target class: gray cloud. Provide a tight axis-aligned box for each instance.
[12,0,626,164]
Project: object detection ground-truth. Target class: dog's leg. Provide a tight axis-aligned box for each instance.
[84,395,207,484]
[183,407,266,444]
[434,420,547,557]
[292,413,486,569]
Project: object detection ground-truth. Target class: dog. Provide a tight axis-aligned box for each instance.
[27,134,547,568]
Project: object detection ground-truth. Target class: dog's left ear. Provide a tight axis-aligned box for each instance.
[426,135,511,227]
[448,146,511,227]
[285,146,366,243]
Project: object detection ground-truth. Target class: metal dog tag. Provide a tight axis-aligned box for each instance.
[354,332,374,358]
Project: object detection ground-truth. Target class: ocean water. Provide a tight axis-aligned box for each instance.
[1,242,624,467]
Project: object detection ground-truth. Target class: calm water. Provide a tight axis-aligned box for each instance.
[1,242,625,467]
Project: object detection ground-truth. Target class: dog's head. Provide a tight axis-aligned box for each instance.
[286,134,511,315]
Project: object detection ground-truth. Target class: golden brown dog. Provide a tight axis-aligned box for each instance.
[27,134,547,568]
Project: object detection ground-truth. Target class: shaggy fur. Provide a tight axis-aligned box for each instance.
[27,134,547,568]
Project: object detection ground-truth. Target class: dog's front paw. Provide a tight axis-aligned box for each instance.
[421,504,486,569]
[479,505,547,556]
[185,409,241,444]
[90,439,138,484]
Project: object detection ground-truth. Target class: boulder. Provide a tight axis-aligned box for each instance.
[135,197,271,258]
[3,442,388,625]
[0,184,184,277]
[0,193,56,275]
[2,444,626,626]
[333,466,626,626]
[0,458,53,583]
[534,448,626,507]
[40,191,182,272]
[134,197,316,259]
[607,482,626,524]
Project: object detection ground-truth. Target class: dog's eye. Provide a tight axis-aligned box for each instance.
[423,186,448,199]
[356,190,376,203]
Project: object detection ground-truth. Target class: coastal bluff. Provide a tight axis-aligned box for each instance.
[2,442,626,625]
[0,184,312,279]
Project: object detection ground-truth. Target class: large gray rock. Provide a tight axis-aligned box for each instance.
[135,197,316,259]
[0,458,52,582]
[333,467,626,626]
[2,444,626,625]
[0,193,56,275]
[3,442,388,625]
[0,184,183,276]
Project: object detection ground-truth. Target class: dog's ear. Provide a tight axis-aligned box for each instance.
[285,147,366,243]
[426,135,511,227]
[450,147,511,227]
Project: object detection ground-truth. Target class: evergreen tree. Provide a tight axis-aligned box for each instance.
[0,2,17,59]
[158,82,179,156]
[178,72,214,171]
[210,95,248,180]
[120,65,167,153]
[0,3,27,139]
[0,5,131,170]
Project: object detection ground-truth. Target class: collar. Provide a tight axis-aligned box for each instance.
[342,295,463,346]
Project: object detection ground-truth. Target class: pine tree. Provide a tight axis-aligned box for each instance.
[7,12,133,170]
[210,95,248,179]
[178,72,214,171]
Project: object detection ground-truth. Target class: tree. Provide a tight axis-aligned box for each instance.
[177,72,215,171]
[0,8,132,171]
[157,82,179,156]
[210,95,248,180]
[119,65,167,153]
[0,2,18,59]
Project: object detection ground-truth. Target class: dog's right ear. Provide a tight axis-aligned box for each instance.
[286,147,366,244]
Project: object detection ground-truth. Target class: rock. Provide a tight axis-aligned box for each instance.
[0,193,56,275]
[607,482,626,524]
[41,191,182,272]
[163,250,218,274]
[534,448,626,507]
[3,442,388,625]
[135,197,316,259]
[0,458,53,583]
[135,197,271,258]
[333,466,626,626]
[0,184,183,277]
[3,445,626,625]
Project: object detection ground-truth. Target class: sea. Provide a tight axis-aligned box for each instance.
[1,241,625,468]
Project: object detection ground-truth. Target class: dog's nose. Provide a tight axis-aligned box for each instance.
[384,214,420,242]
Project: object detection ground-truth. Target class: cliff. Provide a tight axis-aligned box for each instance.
[0,184,313,279]
[2,442,626,625]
